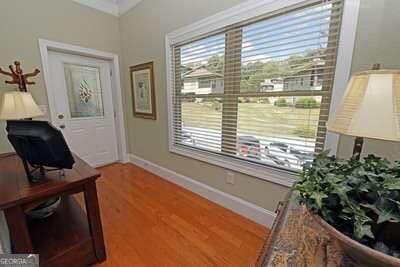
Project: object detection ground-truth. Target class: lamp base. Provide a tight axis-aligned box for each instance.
[352,136,364,160]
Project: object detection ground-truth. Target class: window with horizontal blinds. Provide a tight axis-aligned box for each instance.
[169,0,344,172]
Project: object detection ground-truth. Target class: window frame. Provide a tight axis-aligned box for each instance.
[165,0,361,186]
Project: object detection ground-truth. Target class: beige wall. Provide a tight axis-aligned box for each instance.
[0,0,121,152]
[119,0,290,211]
[337,0,400,160]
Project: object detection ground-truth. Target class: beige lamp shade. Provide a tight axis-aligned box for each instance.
[0,91,43,120]
[327,69,400,142]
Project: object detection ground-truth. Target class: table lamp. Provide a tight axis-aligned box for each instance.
[0,91,43,120]
[326,66,400,159]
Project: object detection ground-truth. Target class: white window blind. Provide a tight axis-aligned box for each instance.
[169,0,344,172]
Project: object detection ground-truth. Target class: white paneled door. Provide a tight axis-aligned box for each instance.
[48,52,118,167]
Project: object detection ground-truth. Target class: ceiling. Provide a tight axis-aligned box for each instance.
[73,0,143,16]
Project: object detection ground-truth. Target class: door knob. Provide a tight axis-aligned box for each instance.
[58,114,64,119]
[60,125,66,129]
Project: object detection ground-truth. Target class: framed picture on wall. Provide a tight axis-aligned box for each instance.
[130,62,156,120]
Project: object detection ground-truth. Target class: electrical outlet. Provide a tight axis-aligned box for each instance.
[226,171,235,185]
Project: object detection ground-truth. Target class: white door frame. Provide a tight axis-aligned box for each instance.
[38,38,128,163]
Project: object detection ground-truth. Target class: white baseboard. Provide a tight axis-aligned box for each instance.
[128,154,276,227]
[122,153,131,164]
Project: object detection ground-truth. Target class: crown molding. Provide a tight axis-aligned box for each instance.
[118,0,143,15]
[72,0,143,16]
[73,0,119,16]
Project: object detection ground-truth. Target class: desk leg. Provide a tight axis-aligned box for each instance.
[4,205,33,253]
[84,181,106,262]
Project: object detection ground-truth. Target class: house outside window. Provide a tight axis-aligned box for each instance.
[182,66,224,94]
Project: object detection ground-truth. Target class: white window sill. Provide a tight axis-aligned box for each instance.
[170,145,298,187]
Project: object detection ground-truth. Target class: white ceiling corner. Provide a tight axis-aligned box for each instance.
[118,0,143,15]
[73,0,143,16]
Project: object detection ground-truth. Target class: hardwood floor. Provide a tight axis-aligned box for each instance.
[91,163,269,266]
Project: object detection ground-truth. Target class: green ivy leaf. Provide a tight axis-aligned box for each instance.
[326,173,343,184]
[393,200,400,210]
[342,207,354,214]
[377,209,400,224]
[360,203,380,216]
[384,177,400,190]
[332,185,351,205]
[358,182,374,193]
[310,192,328,208]
[354,224,374,240]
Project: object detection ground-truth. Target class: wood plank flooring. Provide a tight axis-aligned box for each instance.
[92,163,269,266]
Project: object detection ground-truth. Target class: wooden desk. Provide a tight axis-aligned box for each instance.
[0,153,106,267]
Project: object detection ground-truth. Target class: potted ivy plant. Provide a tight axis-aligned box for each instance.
[295,151,400,267]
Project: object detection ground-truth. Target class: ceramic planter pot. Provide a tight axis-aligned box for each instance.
[313,214,400,267]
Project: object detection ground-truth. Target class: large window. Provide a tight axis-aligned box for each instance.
[168,0,345,178]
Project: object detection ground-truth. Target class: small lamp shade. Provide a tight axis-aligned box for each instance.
[0,91,43,120]
[327,70,400,141]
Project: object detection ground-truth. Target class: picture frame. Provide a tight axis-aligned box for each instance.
[130,62,156,120]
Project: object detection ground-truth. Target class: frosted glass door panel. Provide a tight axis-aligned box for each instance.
[64,64,104,118]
